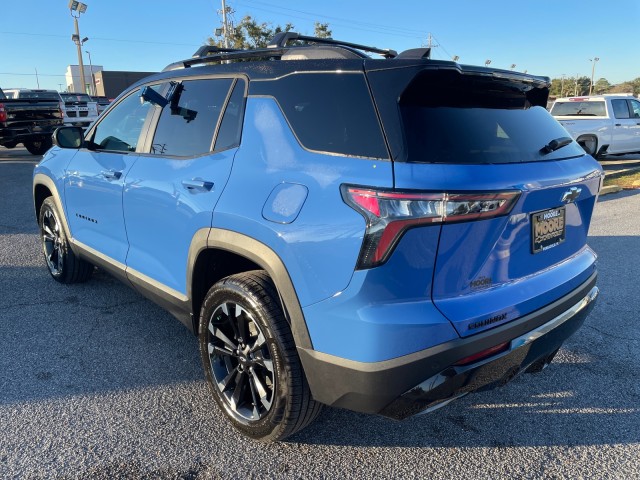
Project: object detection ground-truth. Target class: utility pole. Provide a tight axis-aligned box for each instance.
[589,57,600,95]
[560,74,566,97]
[221,0,229,48]
[69,1,89,94]
[34,68,40,88]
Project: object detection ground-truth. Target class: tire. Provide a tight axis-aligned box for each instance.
[39,197,93,283]
[577,135,598,157]
[199,270,322,441]
[3,141,17,149]
[24,137,53,155]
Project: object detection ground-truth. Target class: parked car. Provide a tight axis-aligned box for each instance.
[0,87,63,154]
[33,33,602,441]
[59,92,99,127]
[551,94,640,157]
[90,95,111,116]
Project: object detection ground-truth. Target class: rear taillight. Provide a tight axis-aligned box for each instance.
[341,185,520,269]
[0,103,6,122]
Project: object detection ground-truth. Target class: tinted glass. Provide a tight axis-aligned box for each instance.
[151,78,233,157]
[60,93,92,103]
[630,100,640,118]
[90,87,157,152]
[214,79,245,152]
[551,101,606,116]
[400,72,584,164]
[611,99,631,119]
[18,91,60,100]
[254,73,388,159]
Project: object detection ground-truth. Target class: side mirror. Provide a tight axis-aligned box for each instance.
[53,126,85,149]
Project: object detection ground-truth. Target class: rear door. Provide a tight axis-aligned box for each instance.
[123,77,244,297]
[368,66,603,337]
[609,98,636,153]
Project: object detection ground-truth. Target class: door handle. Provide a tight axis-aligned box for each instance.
[615,123,622,127]
[182,179,214,192]
[101,170,122,181]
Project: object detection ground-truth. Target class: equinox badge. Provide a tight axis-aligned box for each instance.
[561,187,582,204]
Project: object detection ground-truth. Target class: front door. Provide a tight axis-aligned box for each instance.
[64,87,159,265]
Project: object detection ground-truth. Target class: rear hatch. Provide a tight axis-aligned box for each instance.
[60,93,98,121]
[366,64,602,337]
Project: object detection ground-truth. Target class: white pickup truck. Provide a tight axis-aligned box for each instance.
[550,94,640,158]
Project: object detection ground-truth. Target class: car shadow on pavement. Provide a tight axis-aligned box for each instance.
[1,234,637,449]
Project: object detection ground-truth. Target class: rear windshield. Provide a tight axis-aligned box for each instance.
[14,91,59,100]
[60,93,92,102]
[399,71,585,164]
[550,101,606,117]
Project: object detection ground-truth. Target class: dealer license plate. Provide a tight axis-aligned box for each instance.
[531,206,566,253]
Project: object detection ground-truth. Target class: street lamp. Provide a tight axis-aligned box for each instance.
[452,55,460,62]
[589,57,600,95]
[485,59,491,67]
[560,74,566,97]
[510,64,516,70]
[85,50,96,96]
[69,0,88,94]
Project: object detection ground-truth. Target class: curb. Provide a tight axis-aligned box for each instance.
[599,185,623,196]
[603,165,640,181]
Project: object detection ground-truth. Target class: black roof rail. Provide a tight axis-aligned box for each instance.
[268,32,397,58]
[192,45,242,57]
[162,32,399,71]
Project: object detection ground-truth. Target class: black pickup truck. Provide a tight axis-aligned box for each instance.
[0,87,64,155]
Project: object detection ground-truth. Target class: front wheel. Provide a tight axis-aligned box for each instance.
[39,197,93,283]
[199,271,321,441]
[24,137,53,155]
[577,135,598,157]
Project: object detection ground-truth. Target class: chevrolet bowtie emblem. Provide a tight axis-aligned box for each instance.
[561,187,582,203]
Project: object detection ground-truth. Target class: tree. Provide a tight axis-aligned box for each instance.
[314,22,332,38]
[208,10,331,50]
[208,13,294,49]
[593,77,611,94]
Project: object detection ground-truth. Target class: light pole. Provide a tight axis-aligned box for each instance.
[510,64,516,70]
[589,57,600,95]
[560,74,566,97]
[484,59,491,67]
[69,1,88,94]
[452,55,459,62]
[85,50,96,96]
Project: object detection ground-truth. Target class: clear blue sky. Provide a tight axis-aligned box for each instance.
[1,0,638,91]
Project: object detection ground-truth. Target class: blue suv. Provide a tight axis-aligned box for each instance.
[33,33,602,441]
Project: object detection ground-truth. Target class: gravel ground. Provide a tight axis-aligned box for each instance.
[1,147,639,479]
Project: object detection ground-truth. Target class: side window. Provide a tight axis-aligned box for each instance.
[251,73,389,159]
[630,100,640,118]
[214,79,246,152]
[611,99,630,119]
[90,87,159,152]
[151,78,233,157]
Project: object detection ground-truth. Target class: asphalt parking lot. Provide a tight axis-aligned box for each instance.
[1,146,639,479]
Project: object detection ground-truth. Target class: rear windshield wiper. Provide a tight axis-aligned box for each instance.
[540,136,573,155]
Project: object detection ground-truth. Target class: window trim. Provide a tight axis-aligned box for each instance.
[83,83,166,154]
[611,99,632,120]
[137,74,248,159]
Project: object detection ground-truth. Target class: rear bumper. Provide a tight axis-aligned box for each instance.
[298,272,598,418]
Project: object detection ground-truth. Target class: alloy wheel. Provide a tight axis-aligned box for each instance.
[206,301,275,423]
[41,208,64,276]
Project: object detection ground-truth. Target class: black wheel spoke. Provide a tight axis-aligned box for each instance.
[247,372,261,419]
[218,366,238,392]
[221,303,241,340]
[236,304,248,344]
[208,342,237,358]
[250,331,266,352]
[208,322,237,351]
[231,370,246,408]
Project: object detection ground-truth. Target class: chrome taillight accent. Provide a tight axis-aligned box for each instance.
[341,185,520,269]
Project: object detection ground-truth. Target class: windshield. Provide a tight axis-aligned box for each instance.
[399,71,584,164]
[551,101,606,116]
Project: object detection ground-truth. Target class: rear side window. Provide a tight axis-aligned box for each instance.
[214,79,246,152]
[252,73,388,159]
[551,101,606,116]
[611,99,630,119]
[151,78,233,157]
[400,71,584,164]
